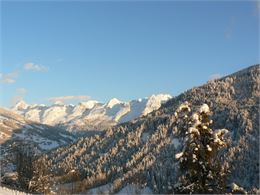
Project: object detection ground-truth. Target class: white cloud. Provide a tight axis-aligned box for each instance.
[16,87,27,95]
[24,63,48,72]
[48,95,91,103]
[0,71,18,84]
[209,73,222,81]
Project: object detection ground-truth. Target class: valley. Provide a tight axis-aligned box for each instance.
[1,64,259,194]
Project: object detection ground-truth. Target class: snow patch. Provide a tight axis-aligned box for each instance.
[175,152,183,159]
[106,98,121,109]
[38,140,59,150]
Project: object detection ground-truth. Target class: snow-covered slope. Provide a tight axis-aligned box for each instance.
[0,186,31,195]
[12,100,29,112]
[0,108,75,148]
[0,108,76,177]
[12,94,172,132]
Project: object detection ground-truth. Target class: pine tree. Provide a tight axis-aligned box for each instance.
[174,103,229,194]
[15,141,34,190]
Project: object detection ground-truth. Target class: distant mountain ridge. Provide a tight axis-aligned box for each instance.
[12,94,172,132]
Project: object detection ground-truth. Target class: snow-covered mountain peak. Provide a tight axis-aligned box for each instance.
[13,100,30,111]
[53,101,65,106]
[11,94,173,132]
[106,98,122,108]
[79,100,99,109]
[30,104,46,109]
[142,94,172,116]
[68,100,99,120]
[148,94,172,101]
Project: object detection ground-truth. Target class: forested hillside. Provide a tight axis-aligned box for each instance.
[11,65,260,194]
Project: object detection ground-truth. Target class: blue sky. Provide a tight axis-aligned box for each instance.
[1,1,259,107]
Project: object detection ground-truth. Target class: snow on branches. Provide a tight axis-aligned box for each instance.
[173,102,230,194]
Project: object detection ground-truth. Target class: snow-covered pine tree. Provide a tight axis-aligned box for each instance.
[174,103,229,194]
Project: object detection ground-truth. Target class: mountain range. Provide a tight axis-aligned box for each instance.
[0,94,171,185]
[12,94,172,132]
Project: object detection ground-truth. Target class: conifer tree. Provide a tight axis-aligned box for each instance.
[15,142,34,190]
[174,103,229,194]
